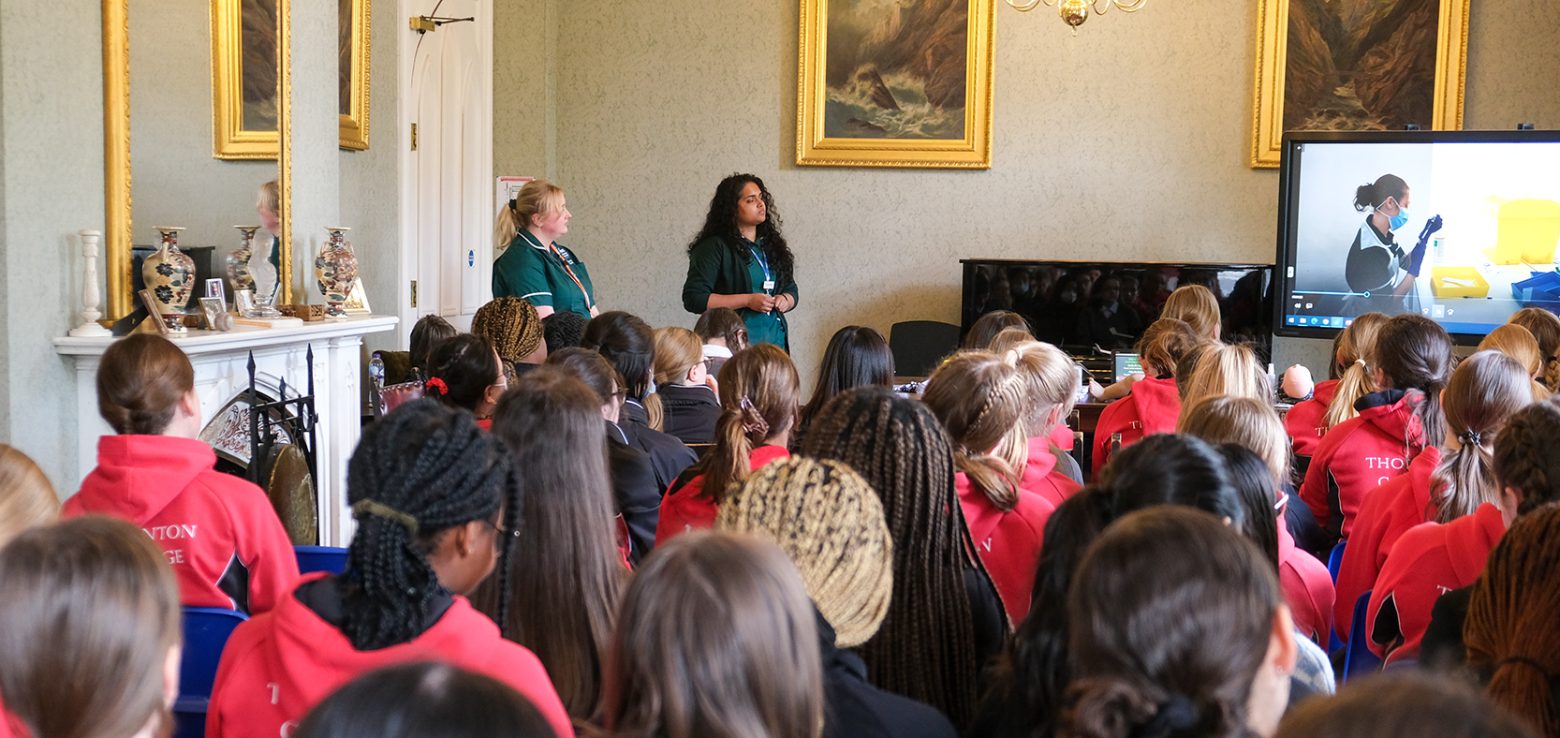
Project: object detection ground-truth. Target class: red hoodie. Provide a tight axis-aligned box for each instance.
[654,445,790,545]
[1091,375,1180,476]
[1048,422,1074,452]
[64,435,299,615]
[207,575,571,738]
[1022,436,1081,509]
[1366,503,1505,663]
[1284,379,1339,461]
[1299,390,1427,541]
[1278,523,1335,643]
[956,472,1056,625]
[1333,446,1440,640]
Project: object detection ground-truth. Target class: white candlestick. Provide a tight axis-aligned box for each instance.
[69,229,112,337]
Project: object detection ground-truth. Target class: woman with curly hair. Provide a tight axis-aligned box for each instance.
[682,173,799,351]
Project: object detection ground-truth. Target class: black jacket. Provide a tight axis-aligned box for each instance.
[656,384,722,444]
[619,399,698,491]
[817,609,957,738]
[607,421,660,564]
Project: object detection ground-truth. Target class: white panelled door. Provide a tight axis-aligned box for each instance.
[399,0,493,335]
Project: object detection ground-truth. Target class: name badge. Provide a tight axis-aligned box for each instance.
[763,280,776,292]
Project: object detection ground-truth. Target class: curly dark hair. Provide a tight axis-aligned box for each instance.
[686,173,794,289]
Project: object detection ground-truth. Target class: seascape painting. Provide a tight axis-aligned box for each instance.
[1282,0,1436,132]
[823,0,969,140]
[1249,0,1467,168]
[798,0,994,168]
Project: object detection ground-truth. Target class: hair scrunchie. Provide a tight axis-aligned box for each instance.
[1459,429,1483,446]
[1355,358,1368,368]
[425,377,449,397]
[351,499,421,536]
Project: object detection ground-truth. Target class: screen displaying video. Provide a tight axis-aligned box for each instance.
[1277,133,1560,340]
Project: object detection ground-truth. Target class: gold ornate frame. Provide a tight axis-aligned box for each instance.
[211,0,281,160]
[103,0,292,322]
[339,0,371,151]
[796,0,995,169]
[1249,0,1469,169]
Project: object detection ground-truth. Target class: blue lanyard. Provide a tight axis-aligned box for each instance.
[749,244,772,283]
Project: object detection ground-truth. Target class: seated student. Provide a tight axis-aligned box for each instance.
[205,400,570,738]
[1176,342,1274,426]
[647,326,721,444]
[973,435,1244,738]
[794,325,894,451]
[583,311,697,490]
[1282,313,1388,472]
[1218,445,1336,704]
[405,314,457,384]
[0,517,181,738]
[1273,671,1534,738]
[1059,508,1296,738]
[1335,351,1530,641]
[987,332,1082,507]
[801,386,1005,729]
[541,310,588,354]
[1090,317,1202,475]
[470,369,625,721]
[1181,397,1335,646]
[472,297,548,382]
[1479,323,1551,400]
[923,351,1055,625]
[1509,306,1560,394]
[719,457,958,738]
[423,334,507,429]
[65,333,298,615]
[295,663,556,738]
[1464,503,1560,738]
[655,345,797,543]
[1367,400,1560,665]
[1302,314,1452,544]
[0,443,59,547]
[599,531,823,738]
[693,306,748,378]
[1159,282,1222,342]
[546,348,660,564]
[963,310,1029,351]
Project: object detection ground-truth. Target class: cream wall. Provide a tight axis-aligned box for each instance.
[508,0,1560,382]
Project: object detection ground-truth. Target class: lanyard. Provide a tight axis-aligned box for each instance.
[518,231,592,310]
[749,244,772,289]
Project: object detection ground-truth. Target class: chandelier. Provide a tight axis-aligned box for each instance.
[1005,0,1148,29]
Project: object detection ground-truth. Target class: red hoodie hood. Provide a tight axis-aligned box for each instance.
[1446,503,1507,584]
[1311,379,1340,407]
[1357,389,1428,455]
[1129,375,1182,435]
[72,435,216,525]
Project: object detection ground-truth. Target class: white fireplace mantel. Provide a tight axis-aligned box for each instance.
[54,315,398,546]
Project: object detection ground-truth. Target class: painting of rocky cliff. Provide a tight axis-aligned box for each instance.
[1283,0,1438,131]
[824,0,970,140]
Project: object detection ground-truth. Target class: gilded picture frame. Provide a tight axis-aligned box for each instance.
[1250,0,1469,169]
[796,0,995,169]
[211,0,282,160]
[338,0,371,151]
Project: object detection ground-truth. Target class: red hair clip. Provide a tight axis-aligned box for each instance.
[425,377,449,396]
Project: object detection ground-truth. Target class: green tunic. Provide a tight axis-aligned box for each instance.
[682,235,798,351]
[492,230,596,319]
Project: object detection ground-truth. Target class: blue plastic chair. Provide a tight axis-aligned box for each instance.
[295,545,349,575]
[1326,540,1346,583]
[175,607,250,738]
[1341,591,1383,683]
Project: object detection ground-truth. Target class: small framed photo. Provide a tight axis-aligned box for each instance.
[138,289,169,335]
[235,289,256,315]
[205,278,226,305]
[198,297,226,331]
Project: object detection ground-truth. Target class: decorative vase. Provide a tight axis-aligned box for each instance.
[314,226,358,320]
[227,225,259,296]
[142,226,194,333]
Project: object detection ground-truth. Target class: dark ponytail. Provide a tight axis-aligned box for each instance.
[424,334,501,413]
[340,399,519,651]
[696,345,799,504]
[1354,173,1408,212]
[1373,314,1454,449]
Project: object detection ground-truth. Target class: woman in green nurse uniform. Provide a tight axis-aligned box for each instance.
[492,179,599,320]
[682,174,798,352]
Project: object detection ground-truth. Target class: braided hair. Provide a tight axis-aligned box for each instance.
[923,350,1029,511]
[799,386,987,728]
[472,297,545,367]
[340,399,519,651]
[1492,401,1560,515]
[1465,503,1560,737]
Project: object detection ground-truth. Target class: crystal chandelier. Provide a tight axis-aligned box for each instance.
[1005,0,1148,29]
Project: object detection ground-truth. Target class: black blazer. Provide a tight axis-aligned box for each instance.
[817,608,957,738]
[619,399,698,491]
[656,384,722,444]
[607,422,660,564]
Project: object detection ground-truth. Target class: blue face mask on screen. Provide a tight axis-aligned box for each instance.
[1379,201,1410,231]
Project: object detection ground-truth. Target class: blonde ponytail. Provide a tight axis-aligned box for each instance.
[494,179,565,254]
[1321,312,1390,429]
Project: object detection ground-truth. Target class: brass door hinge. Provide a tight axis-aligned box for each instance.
[410,122,418,151]
[410,280,418,308]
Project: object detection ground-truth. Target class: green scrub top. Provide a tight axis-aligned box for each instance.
[492,231,596,319]
[739,243,788,350]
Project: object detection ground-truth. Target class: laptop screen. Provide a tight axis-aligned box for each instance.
[1113,353,1143,383]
